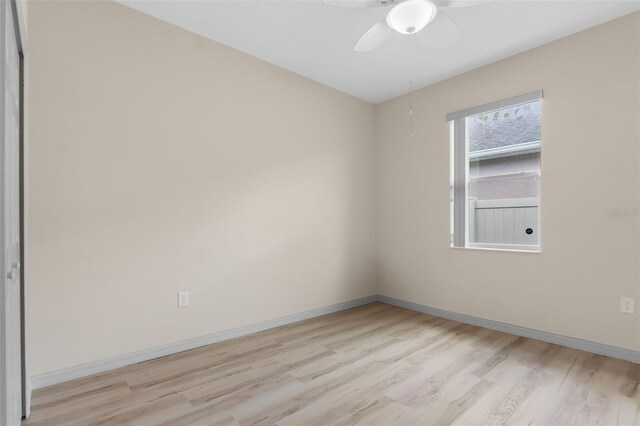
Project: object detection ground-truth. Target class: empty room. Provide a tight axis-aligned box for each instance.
[1,0,640,424]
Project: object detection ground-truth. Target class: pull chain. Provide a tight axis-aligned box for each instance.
[409,36,415,138]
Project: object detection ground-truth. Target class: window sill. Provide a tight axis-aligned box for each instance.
[450,245,541,254]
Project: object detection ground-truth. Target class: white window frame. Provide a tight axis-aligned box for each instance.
[449,90,543,252]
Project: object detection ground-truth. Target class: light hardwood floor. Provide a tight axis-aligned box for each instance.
[24,303,640,425]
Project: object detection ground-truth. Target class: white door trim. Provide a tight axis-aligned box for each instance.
[1,0,29,422]
[12,0,30,418]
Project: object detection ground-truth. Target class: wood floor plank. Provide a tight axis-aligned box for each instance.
[432,379,495,425]
[24,303,640,426]
[401,370,491,425]
[333,397,413,426]
[275,360,418,426]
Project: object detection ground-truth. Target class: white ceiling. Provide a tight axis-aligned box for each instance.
[118,0,640,103]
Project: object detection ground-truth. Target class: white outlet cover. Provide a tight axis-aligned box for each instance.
[620,297,635,314]
[178,291,190,308]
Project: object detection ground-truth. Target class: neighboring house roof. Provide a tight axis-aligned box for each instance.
[468,100,541,153]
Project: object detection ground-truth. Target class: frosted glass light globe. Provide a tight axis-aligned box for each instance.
[386,0,437,35]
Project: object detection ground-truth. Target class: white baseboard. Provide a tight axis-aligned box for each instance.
[31,295,378,389]
[32,293,640,389]
[378,294,640,364]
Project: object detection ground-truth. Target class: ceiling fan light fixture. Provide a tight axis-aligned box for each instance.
[386,0,437,35]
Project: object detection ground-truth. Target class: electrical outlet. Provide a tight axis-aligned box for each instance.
[620,297,634,314]
[178,291,190,308]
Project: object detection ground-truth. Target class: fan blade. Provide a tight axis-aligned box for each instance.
[432,0,489,7]
[416,10,459,50]
[355,20,394,52]
[324,0,394,8]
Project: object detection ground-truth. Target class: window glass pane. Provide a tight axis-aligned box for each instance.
[466,100,541,249]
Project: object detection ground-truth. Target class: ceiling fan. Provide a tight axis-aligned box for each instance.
[324,0,487,52]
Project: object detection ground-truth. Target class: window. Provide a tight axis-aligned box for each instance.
[449,91,542,251]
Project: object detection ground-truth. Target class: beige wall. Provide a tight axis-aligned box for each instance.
[29,1,376,375]
[29,0,640,378]
[376,12,640,351]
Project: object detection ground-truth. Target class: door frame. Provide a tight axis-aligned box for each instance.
[13,0,30,418]
[1,0,29,421]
